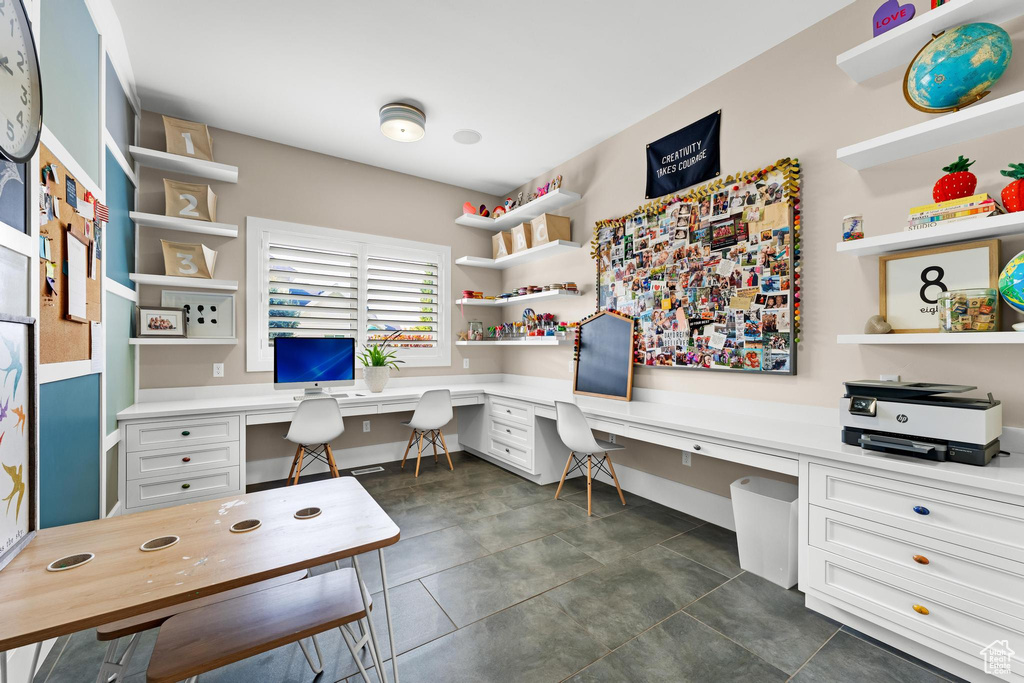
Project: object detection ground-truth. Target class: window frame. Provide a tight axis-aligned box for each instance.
[246,216,451,372]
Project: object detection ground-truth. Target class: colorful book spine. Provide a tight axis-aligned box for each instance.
[909,193,990,215]
[906,204,998,230]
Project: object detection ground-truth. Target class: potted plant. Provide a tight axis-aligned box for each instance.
[357,331,405,393]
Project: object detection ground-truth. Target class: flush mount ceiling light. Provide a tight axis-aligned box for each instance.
[379,103,425,142]
[453,129,482,145]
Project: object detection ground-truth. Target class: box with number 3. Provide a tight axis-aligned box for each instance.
[161,239,218,279]
[163,178,218,222]
[163,115,215,161]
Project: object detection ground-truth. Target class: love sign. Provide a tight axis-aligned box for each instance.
[873,0,915,37]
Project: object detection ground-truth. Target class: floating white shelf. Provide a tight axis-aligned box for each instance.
[130,211,238,238]
[129,274,239,291]
[129,146,239,183]
[456,290,581,307]
[838,332,1024,345]
[455,189,582,231]
[129,338,238,346]
[836,213,1024,257]
[836,0,1024,83]
[837,90,1024,170]
[455,240,582,270]
[456,337,571,346]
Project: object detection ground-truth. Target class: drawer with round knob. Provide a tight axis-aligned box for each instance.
[127,442,240,481]
[487,397,533,426]
[126,466,239,509]
[488,417,531,447]
[487,434,533,473]
[126,415,240,452]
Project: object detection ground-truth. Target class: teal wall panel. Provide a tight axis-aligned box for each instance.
[40,374,100,527]
[104,148,135,289]
[41,0,100,183]
[105,293,134,434]
[104,56,135,164]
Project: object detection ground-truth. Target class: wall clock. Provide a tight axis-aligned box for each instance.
[0,0,42,163]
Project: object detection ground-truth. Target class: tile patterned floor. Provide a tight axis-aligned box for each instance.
[35,452,965,683]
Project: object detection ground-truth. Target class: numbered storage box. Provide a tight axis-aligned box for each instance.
[164,179,218,222]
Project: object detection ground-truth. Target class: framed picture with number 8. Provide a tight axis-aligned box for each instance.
[162,115,214,161]
[879,239,999,333]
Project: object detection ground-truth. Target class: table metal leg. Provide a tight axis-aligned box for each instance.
[379,547,399,683]
[352,555,390,683]
[2,649,7,683]
[1,641,42,683]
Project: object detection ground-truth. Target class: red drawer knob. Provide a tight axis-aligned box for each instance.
[912,555,929,565]
[182,457,191,463]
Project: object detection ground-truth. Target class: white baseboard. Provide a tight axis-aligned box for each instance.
[4,640,56,683]
[246,432,461,485]
[106,501,121,518]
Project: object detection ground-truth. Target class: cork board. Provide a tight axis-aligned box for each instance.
[39,143,102,364]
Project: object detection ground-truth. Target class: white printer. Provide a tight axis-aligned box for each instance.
[840,380,1001,466]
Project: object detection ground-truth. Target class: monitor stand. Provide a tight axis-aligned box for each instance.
[293,388,348,401]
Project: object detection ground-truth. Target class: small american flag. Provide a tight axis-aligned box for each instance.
[94,201,109,223]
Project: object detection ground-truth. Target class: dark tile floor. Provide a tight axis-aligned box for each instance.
[35,452,965,683]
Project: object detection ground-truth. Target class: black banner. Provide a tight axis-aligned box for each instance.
[645,110,721,199]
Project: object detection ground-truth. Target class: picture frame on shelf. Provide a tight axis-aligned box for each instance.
[137,306,187,338]
[160,291,235,339]
[0,313,37,572]
[879,239,999,333]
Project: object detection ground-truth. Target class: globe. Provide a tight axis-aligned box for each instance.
[904,23,1013,113]
[999,250,1024,315]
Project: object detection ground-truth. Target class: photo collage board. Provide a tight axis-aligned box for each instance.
[593,158,802,374]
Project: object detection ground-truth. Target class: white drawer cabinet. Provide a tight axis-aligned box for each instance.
[488,397,534,426]
[488,416,531,448]
[126,466,240,509]
[127,442,240,481]
[126,415,240,452]
[808,462,1024,563]
[487,434,533,472]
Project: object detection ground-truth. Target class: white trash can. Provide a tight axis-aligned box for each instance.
[730,476,799,589]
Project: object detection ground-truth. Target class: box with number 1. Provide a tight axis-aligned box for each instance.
[163,115,215,161]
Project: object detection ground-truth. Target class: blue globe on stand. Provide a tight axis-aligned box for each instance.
[1000,250,1024,316]
[904,22,1013,113]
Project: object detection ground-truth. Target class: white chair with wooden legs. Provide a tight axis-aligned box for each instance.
[400,389,453,477]
[552,401,627,516]
[284,397,344,486]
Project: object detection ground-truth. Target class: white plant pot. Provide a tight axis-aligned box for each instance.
[363,366,391,393]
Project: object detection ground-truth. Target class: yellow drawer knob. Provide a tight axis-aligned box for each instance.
[912,604,930,615]
[912,555,930,565]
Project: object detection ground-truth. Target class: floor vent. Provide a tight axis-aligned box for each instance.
[350,466,385,476]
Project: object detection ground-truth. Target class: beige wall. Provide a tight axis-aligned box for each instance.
[502,0,1024,425]
[136,114,504,388]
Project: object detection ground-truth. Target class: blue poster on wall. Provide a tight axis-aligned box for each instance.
[645,110,721,199]
[0,161,27,233]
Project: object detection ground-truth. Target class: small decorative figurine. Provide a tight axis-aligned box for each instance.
[503,197,515,213]
[462,201,477,215]
[933,156,977,202]
[864,315,893,334]
[536,183,550,197]
[515,191,524,209]
[527,192,538,203]
[872,0,914,38]
[1000,163,1024,213]
[492,205,507,218]
[550,175,562,191]
[842,214,864,241]
[478,203,490,217]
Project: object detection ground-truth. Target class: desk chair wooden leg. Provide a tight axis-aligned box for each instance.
[287,444,302,485]
[586,455,593,516]
[293,446,306,486]
[325,443,340,478]
[431,430,439,463]
[605,452,626,506]
[400,429,416,470]
[415,432,424,477]
[554,451,574,500]
[439,429,454,471]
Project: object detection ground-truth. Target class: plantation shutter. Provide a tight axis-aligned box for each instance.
[364,250,440,350]
[266,241,359,346]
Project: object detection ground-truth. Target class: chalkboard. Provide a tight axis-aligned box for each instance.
[574,311,634,401]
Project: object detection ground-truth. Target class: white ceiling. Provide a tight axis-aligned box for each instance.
[111,0,853,195]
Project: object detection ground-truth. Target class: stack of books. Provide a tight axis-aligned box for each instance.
[906,194,1002,231]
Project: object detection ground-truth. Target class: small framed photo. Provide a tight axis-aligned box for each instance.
[137,306,187,337]
[880,239,999,333]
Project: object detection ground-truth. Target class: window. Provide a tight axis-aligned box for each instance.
[247,216,450,371]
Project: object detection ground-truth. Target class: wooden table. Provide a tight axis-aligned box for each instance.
[0,477,402,682]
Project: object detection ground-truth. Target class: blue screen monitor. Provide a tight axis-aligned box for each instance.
[273,337,356,396]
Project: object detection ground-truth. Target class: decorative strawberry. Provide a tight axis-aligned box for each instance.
[1000,163,1024,213]
[933,155,977,202]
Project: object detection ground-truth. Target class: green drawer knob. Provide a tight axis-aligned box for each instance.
[181,431,191,436]
[181,483,191,489]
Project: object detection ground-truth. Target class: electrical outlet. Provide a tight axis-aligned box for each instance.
[880,374,901,382]
[607,433,616,444]
[463,358,470,369]
[362,420,371,433]
[681,451,691,467]
[212,363,224,378]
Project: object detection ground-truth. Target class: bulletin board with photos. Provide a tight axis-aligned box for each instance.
[593,158,801,374]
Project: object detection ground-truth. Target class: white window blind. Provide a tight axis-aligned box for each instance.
[247,216,451,371]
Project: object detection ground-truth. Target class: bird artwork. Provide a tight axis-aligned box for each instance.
[0,398,8,423]
[0,161,23,202]
[3,461,25,521]
[12,405,25,434]
[1,335,23,396]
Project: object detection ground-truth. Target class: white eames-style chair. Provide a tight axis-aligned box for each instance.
[400,389,454,477]
[553,401,627,516]
[284,397,344,485]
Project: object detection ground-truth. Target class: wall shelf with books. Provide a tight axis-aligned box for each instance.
[838,207,1020,257]
[838,332,1024,345]
[455,189,581,231]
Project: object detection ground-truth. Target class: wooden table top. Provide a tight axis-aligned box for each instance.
[0,477,399,651]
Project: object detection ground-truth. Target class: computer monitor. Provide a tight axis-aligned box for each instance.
[273,337,355,399]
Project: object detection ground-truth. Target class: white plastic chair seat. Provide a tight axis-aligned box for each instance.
[285,397,345,446]
[593,439,625,453]
[554,401,628,516]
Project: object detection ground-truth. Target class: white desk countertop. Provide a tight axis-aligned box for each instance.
[118,379,1024,498]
